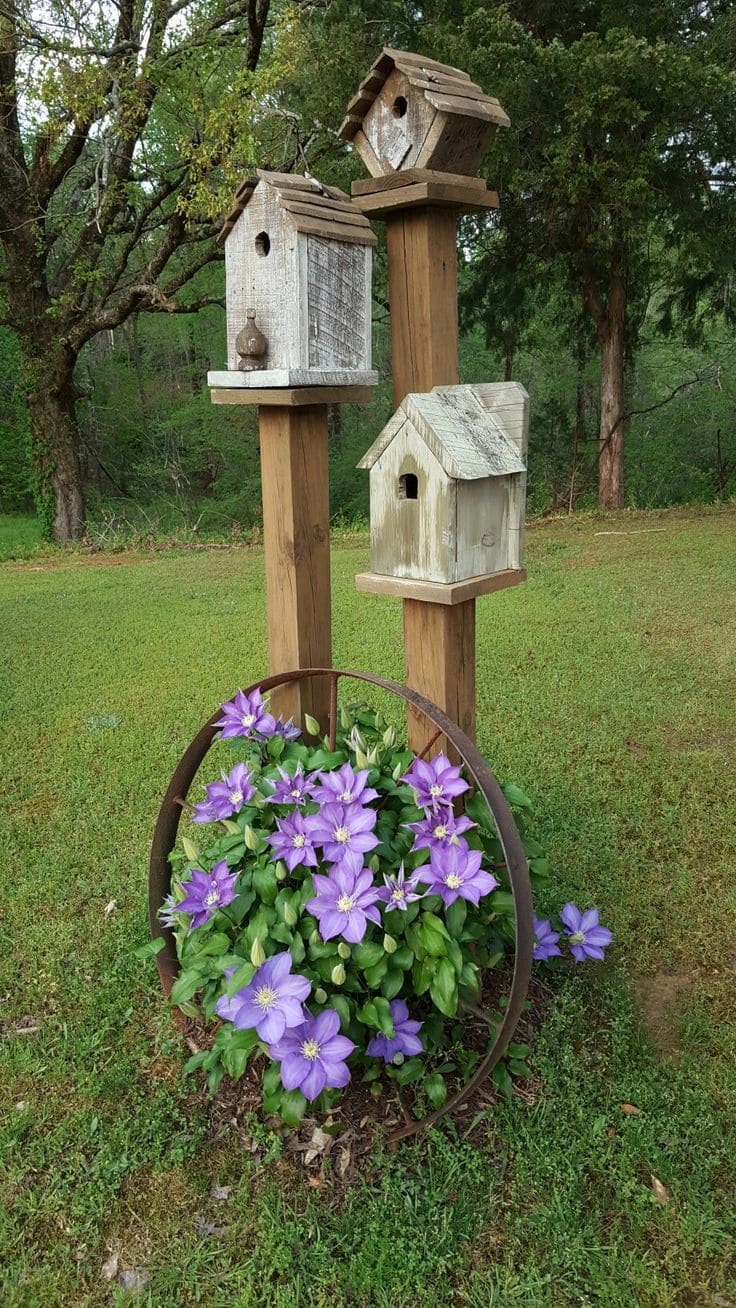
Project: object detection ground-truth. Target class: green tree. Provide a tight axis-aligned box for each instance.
[454,2,736,507]
[0,0,283,541]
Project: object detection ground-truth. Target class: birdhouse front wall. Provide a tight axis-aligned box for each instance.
[225,184,303,372]
[359,67,435,174]
[368,421,457,584]
[456,477,522,579]
[306,237,372,370]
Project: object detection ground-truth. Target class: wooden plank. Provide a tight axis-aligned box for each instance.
[418,111,497,175]
[425,90,510,126]
[351,126,384,174]
[383,47,471,80]
[356,568,527,604]
[352,168,487,195]
[209,367,377,388]
[259,405,333,729]
[289,211,377,245]
[211,386,374,407]
[385,207,459,408]
[354,180,499,215]
[403,598,476,753]
[256,169,322,192]
[279,196,371,226]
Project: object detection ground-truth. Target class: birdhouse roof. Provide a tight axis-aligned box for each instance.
[358,384,527,480]
[218,169,377,246]
[339,47,510,142]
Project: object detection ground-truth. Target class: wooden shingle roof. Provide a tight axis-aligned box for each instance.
[218,169,377,246]
[339,47,510,142]
[358,384,527,480]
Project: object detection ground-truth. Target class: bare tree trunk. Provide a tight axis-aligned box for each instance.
[596,273,626,510]
[27,380,85,543]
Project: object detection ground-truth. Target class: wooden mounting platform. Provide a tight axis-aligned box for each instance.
[351,169,499,216]
[211,386,375,407]
[208,368,378,388]
[356,568,527,605]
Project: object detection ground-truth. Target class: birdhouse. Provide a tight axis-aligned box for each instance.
[339,48,510,177]
[357,383,528,591]
[207,170,378,390]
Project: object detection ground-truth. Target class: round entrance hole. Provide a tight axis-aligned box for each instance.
[254,231,270,257]
[392,95,408,118]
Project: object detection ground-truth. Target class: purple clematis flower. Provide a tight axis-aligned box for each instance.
[533,916,562,962]
[267,811,319,872]
[273,716,301,741]
[215,952,311,1044]
[561,903,613,962]
[376,862,426,911]
[407,811,475,853]
[177,859,238,931]
[306,857,382,943]
[266,764,317,808]
[216,688,276,740]
[367,1000,424,1062]
[269,1008,355,1101]
[158,893,181,928]
[401,753,469,813]
[308,801,379,864]
[192,761,255,823]
[311,763,379,808]
[424,843,497,907]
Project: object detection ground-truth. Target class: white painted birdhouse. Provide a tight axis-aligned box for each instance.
[208,169,378,390]
[339,48,510,177]
[357,383,529,599]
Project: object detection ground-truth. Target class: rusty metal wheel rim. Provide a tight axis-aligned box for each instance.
[149,668,534,1143]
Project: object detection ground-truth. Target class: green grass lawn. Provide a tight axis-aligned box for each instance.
[1,505,735,1306]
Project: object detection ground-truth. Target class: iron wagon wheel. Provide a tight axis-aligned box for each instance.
[149,667,534,1144]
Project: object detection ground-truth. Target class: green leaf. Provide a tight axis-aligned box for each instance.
[364,958,388,988]
[373,996,395,1038]
[445,898,467,938]
[226,961,256,996]
[195,931,231,958]
[423,1072,447,1109]
[380,966,404,1000]
[353,940,384,970]
[356,1000,380,1029]
[207,1062,225,1095]
[393,1057,424,1085]
[170,969,204,1006]
[279,1089,308,1127]
[223,1034,258,1080]
[262,1060,283,1114]
[392,944,414,970]
[412,957,434,996]
[502,783,533,811]
[491,1060,514,1101]
[184,1050,209,1074]
[429,958,458,1017]
[329,994,352,1031]
[134,937,166,960]
[489,890,515,918]
[253,863,278,905]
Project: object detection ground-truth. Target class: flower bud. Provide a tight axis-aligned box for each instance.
[250,937,266,967]
[303,713,320,738]
[275,860,288,881]
[392,1052,405,1066]
[375,712,385,730]
[355,747,371,770]
[182,837,199,863]
[330,962,346,985]
[340,706,352,730]
[309,929,321,948]
[314,987,327,1005]
[283,902,297,927]
[349,726,366,752]
[337,941,351,960]
[369,854,380,873]
[243,824,258,852]
[383,933,397,954]
[367,746,380,766]
[392,761,403,781]
[382,726,396,749]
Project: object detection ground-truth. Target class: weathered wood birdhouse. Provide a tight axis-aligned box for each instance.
[339,48,510,177]
[207,169,378,390]
[357,383,529,595]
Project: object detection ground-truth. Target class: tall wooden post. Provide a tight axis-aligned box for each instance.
[212,386,372,729]
[353,177,500,750]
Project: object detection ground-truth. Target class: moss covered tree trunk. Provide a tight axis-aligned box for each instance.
[27,377,85,542]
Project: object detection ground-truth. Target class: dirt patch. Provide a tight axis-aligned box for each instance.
[633,972,694,1064]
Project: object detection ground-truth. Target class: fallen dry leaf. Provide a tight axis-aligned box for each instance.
[117,1268,149,1293]
[101,1252,119,1281]
[210,1184,231,1202]
[625,740,646,759]
[650,1175,671,1205]
[104,899,117,916]
[619,1103,642,1115]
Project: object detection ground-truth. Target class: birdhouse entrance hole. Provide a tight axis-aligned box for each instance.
[392,95,408,118]
[254,231,270,257]
[399,472,418,500]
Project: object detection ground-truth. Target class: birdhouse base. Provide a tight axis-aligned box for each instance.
[355,568,527,605]
[350,169,499,217]
[208,368,379,389]
[211,386,375,407]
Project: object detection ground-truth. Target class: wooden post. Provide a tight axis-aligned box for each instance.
[258,404,332,729]
[384,202,473,752]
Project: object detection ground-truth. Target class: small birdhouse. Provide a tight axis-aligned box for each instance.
[339,48,509,177]
[357,383,528,592]
[207,169,378,390]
